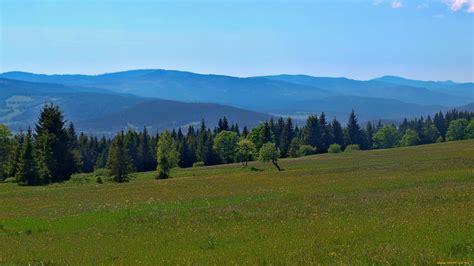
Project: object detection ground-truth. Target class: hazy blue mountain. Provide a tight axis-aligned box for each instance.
[373,75,474,99]
[2,70,471,131]
[0,78,271,134]
[373,75,457,89]
[0,70,335,110]
[77,99,271,134]
[267,95,448,123]
[261,75,470,106]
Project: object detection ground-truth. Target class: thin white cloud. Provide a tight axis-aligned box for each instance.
[391,0,403,8]
[468,3,474,12]
[443,0,474,12]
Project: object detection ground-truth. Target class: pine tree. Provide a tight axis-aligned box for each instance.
[8,132,24,178]
[16,129,40,185]
[346,110,362,146]
[242,126,249,138]
[138,127,156,171]
[263,121,273,143]
[279,117,294,157]
[318,112,331,153]
[365,121,374,149]
[331,118,344,147]
[34,104,76,183]
[106,133,134,183]
[303,115,320,148]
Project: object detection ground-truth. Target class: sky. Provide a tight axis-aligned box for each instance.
[0,0,473,82]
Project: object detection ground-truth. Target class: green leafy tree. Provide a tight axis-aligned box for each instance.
[156,131,179,179]
[106,133,134,182]
[0,124,12,180]
[446,118,469,141]
[466,119,474,139]
[372,125,400,149]
[15,129,40,185]
[259,143,282,171]
[213,130,239,163]
[400,129,419,147]
[236,139,257,166]
[288,138,301,158]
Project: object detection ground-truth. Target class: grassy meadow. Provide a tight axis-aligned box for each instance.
[1,140,473,264]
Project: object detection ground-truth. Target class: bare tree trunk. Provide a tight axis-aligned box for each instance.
[272,159,281,171]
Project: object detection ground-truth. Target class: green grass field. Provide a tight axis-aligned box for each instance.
[1,140,473,264]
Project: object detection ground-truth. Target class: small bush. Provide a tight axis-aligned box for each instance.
[250,167,263,172]
[328,144,342,153]
[299,145,316,156]
[3,177,16,183]
[95,176,103,184]
[344,144,360,152]
[70,173,92,184]
[93,168,109,177]
[193,161,205,167]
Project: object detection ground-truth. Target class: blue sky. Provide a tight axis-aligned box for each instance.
[0,0,473,82]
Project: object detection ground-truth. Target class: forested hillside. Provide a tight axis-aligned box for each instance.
[1,104,472,185]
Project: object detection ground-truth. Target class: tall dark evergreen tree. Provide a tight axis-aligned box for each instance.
[137,127,156,171]
[16,129,40,185]
[318,112,331,152]
[365,121,374,149]
[106,132,134,182]
[331,118,344,147]
[346,110,362,146]
[279,117,294,157]
[35,104,77,183]
[8,131,24,178]
[303,115,321,148]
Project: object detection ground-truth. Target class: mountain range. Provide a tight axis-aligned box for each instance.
[1,69,472,134]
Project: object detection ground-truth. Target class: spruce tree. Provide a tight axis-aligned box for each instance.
[0,125,12,180]
[138,127,155,171]
[346,110,362,146]
[303,115,320,148]
[8,132,24,178]
[35,104,76,182]
[331,118,345,147]
[16,129,40,185]
[106,133,134,183]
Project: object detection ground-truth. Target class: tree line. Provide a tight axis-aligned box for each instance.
[0,104,473,185]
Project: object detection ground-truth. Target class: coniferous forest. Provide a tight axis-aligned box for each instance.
[0,104,473,185]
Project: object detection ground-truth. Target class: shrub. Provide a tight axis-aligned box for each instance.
[193,161,205,167]
[328,144,342,153]
[70,173,92,184]
[95,176,103,184]
[299,145,316,156]
[3,177,16,183]
[344,144,360,152]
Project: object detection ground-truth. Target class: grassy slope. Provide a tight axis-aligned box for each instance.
[1,140,473,264]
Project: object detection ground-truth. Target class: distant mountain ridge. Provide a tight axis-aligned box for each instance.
[1,69,472,133]
[0,78,271,134]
